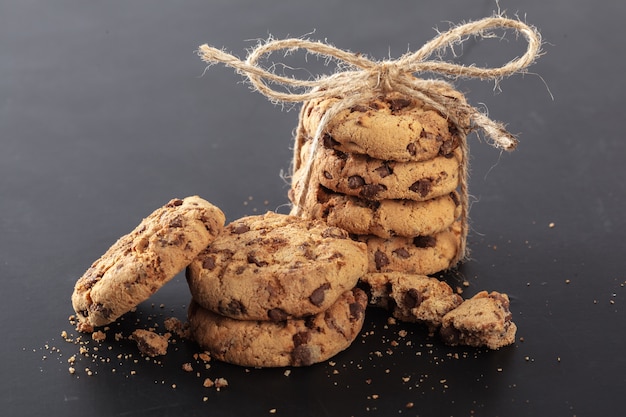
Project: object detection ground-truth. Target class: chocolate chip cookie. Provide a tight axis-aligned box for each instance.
[299,90,467,162]
[186,211,368,321]
[289,180,461,238]
[439,291,517,349]
[295,139,461,201]
[359,272,462,331]
[72,196,225,329]
[357,221,462,275]
[187,287,368,367]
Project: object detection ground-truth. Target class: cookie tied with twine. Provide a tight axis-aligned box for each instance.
[198,15,542,265]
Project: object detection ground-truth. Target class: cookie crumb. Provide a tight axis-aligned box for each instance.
[182,362,193,372]
[548,222,555,228]
[214,378,228,389]
[92,331,106,342]
[129,329,170,357]
[203,378,214,388]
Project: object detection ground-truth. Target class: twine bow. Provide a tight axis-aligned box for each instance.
[198,15,542,264]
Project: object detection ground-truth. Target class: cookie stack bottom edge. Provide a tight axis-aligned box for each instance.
[187,288,368,368]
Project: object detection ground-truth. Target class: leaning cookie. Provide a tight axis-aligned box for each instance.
[359,272,462,331]
[72,196,225,330]
[439,291,517,349]
[300,89,467,162]
[188,288,368,367]
[186,212,367,321]
[300,140,461,201]
[357,221,462,275]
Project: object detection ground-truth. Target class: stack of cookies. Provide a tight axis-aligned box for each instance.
[289,90,468,278]
[185,211,370,367]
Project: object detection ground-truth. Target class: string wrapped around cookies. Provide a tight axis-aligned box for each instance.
[198,16,542,274]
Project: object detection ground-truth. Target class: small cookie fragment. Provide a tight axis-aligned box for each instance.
[129,329,170,357]
[439,291,517,349]
[360,272,463,331]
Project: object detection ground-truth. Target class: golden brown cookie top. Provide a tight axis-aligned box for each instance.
[300,91,467,162]
[186,211,368,321]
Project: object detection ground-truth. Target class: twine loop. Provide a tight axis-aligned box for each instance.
[198,15,542,264]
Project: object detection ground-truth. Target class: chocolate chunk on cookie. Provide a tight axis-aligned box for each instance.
[188,288,368,367]
[186,212,368,321]
[72,196,225,329]
[360,272,462,331]
[439,291,517,349]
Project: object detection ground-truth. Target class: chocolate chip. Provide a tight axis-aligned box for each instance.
[413,235,437,248]
[166,199,183,208]
[231,223,250,234]
[360,184,386,199]
[348,175,365,189]
[293,331,311,347]
[439,325,461,345]
[374,250,389,270]
[439,138,456,157]
[304,315,317,329]
[323,171,333,180]
[388,97,412,112]
[202,255,216,270]
[82,271,100,290]
[403,288,422,309]
[169,216,183,228]
[268,308,289,322]
[219,299,246,316]
[309,283,331,307]
[291,345,313,367]
[92,303,112,319]
[374,163,393,178]
[350,104,369,113]
[449,191,460,206]
[409,178,432,197]
[246,252,268,267]
[392,248,411,259]
[407,142,417,156]
[420,129,429,139]
[322,133,340,148]
[349,301,365,320]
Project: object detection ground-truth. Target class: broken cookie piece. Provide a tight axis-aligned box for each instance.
[439,291,516,349]
[360,272,462,332]
[130,329,170,357]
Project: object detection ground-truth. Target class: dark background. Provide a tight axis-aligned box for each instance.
[2,1,625,416]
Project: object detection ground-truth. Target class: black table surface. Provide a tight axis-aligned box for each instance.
[2,1,625,416]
